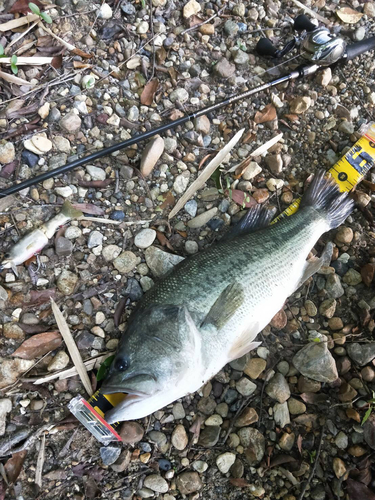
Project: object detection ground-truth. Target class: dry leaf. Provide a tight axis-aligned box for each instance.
[346,479,375,500]
[114,298,127,327]
[28,289,56,306]
[72,48,92,59]
[228,189,257,208]
[4,451,27,484]
[297,434,303,454]
[78,179,113,188]
[159,191,175,210]
[169,128,245,219]
[299,392,330,404]
[155,230,174,251]
[51,298,93,396]
[73,61,92,69]
[337,7,363,24]
[141,79,159,106]
[254,104,277,124]
[9,0,43,14]
[51,55,63,69]
[284,113,299,122]
[269,454,296,468]
[12,331,62,360]
[229,478,249,488]
[0,69,33,86]
[0,14,39,32]
[198,154,212,170]
[71,203,104,216]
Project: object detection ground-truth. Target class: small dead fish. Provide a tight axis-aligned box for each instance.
[102,172,354,423]
[0,201,83,274]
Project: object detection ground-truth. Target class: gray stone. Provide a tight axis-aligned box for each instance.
[0,285,8,302]
[290,96,311,114]
[144,475,168,493]
[347,343,375,366]
[293,342,338,383]
[335,431,348,450]
[0,399,12,436]
[195,115,210,135]
[55,237,73,257]
[59,111,81,132]
[123,278,143,301]
[233,49,249,65]
[0,142,15,164]
[236,377,257,396]
[134,229,156,249]
[325,274,344,299]
[102,244,121,261]
[88,230,103,248]
[173,172,190,194]
[148,431,168,453]
[198,426,221,447]
[265,373,290,403]
[87,165,106,181]
[185,240,198,254]
[171,424,188,450]
[145,247,184,278]
[128,105,139,121]
[176,472,202,495]
[100,445,121,465]
[57,269,78,295]
[172,402,186,420]
[113,251,138,274]
[338,121,355,135]
[273,402,290,428]
[266,154,283,174]
[216,452,236,473]
[238,428,265,464]
[215,58,236,78]
[184,200,198,217]
[224,20,239,36]
[343,268,362,286]
[170,88,189,103]
[187,207,218,228]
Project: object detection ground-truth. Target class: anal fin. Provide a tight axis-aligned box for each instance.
[202,282,244,330]
[298,241,334,287]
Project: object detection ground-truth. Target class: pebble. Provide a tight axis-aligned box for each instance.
[192,460,208,473]
[170,88,189,104]
[87,165,106,181]
[21,150,39,167]
[243,162,262,181]
[53,136,71,153]
[95,311,105,325]
[265,373,290,403]
[239,428,265,464]
[335,226,353,245]
[347,343,375,366]
[277,361,290,376]
[102,244,121,261]
[98,2,112,18]
[4,323,25,340]
[338,381,358,402]
[110,210,125,221]
[293,342,338,382]
[0,359,34,389]
[287,398,306,415]
[47,351,69,371]
[38,102,50,119]
[0,399,12,436]
[176,472,202,495]
[134,229,156,249]
[335,431,348,450]
[172,402,185,420]
[187,207,218,228]
[183,0,201,18]
[364,2,375,17]
[113,251,138,273]
[145,247,184,278]
[326,274,344,299]
[244,358,266,379]
[267,178,284,191]
[279,432,295,451]
[100,446,121,466]
[205,414,223,426]
[184,200,197,217]
[0,285,8,302]
[215,58,236,78]
[171,424,188,450]
[216,452,236,474]
[57,269,78,295]
[195,115,210,135]
[64,226,82,239]
[339,121,355,135]
[361,366,375,381]
[266,154,283,174]
[198,426,221,447]
[55,186,73,198]
[319,298,337,318]
[158,459,172,471]
[233,50,249,65]
[185,240,198,254]
[173,172,190,194]
[88,230,104,248]
[144,475,168,493]
[290,96,311,114]
[235,407,258,427]
[343,269,362,286]
[333,457,347,479]
[273,402,290,428]
[0,142,15,164]
[59,111,81,132]
[316,67,332,86]
[148,431,168,452]
[236,377,257,396]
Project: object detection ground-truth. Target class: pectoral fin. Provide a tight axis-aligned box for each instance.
[202,282,244,330]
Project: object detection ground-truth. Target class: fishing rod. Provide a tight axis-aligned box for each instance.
[1,14,375,199]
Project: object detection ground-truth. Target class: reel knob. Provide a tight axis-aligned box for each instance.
[294,14,318,32]
[256,38,278,57]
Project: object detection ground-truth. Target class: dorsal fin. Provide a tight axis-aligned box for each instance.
[221,204,276,242]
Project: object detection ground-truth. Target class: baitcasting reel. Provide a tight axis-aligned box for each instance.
[256,14,346,66]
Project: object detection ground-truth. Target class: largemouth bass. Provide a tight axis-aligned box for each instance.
[0,201,83,274]
[102,171,354,423]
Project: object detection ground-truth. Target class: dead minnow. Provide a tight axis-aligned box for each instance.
[102,171,354,423]
[0,201,83,273]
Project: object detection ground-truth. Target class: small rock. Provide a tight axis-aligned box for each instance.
[192,460,208,473]
[347,343,375,366]
[195,115,210,135]
[205,414,223,426]
[343,268,362,286]
[98,2,112,18]
[326,274,344,299]
[21,150,39,167]
[171,424,188,450]
[339,121,355,135]
[265,373,290,403]
[239,428,265,464]
[338,381,358,402]
[335,431,348,450]
[0,285,8,302]
[244,358,266,379]
[185,240,199,254]
[243,162,262,181]
[319,298,337,318]
[0,142,15,164]
[176,472,202,495]
[88,231,104,249]
[53,136,71,153]
[287,398,306,415]
[4,323,25,340]
[333,457,347,479]
[216,452,236,474]
[87,165,106,181]
[184,200,197,217]
[0,399,12,436]
[57,269,78,295]
[111,449,131,473]
[134,229,156,249]
[235,407,258,427]
[364,2,375,17]
[124,278,143,301]
[173,402,186,420]
[113,251,138,274]
[293,342,338,382]
[38,102,50,119]
[183,0,201,18]
[100,446,121,465]
[47,351,69,371]
[198,426,221,447]
[316,67,332,86]
[55,186,73,198]
[279,432,295,451]
[233,49,249,65]
[273,402,290,428]
[119,421,144,444]
[55,237,73,257]
[267,178,284,192]
[145,247,184,278]
[102,244,121,261]
[335,226,353,245]
[187,207,218,228]
[0,359,34,389]
[60,111,81,132]
[170,88,189,103]
[215,58,236,78]
[290,96,311,114]
[224,19,238,36]
[64,226,82,239]
[361,366,375,382]
[266,154,283,174]
[173,172,190,194]
[128,106,139,121]
[110,210,125,221]
[144,475,168,494]
[148,431,168,452]
[236,377,257,397]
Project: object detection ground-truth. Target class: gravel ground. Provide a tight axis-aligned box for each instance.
[1,0,375,499]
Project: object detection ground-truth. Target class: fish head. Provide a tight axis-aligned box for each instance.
[102,303,203,422]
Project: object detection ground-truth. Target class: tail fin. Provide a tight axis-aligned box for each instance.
[61,201,83,219]
[300,170,354,229]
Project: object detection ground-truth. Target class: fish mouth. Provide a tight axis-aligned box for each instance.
[101,372,158,396]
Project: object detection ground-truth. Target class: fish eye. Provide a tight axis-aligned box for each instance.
[114,355,130,372]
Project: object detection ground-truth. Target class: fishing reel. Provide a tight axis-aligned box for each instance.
[256,14,346,66]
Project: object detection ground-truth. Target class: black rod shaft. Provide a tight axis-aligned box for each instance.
[0,68,304,198]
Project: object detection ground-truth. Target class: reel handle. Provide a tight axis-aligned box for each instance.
[294,14,317,32]
[255,37,278,57]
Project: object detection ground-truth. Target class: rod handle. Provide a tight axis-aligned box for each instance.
[256,38,278,57]
[346,36,375,60]
[294,14,317,32]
